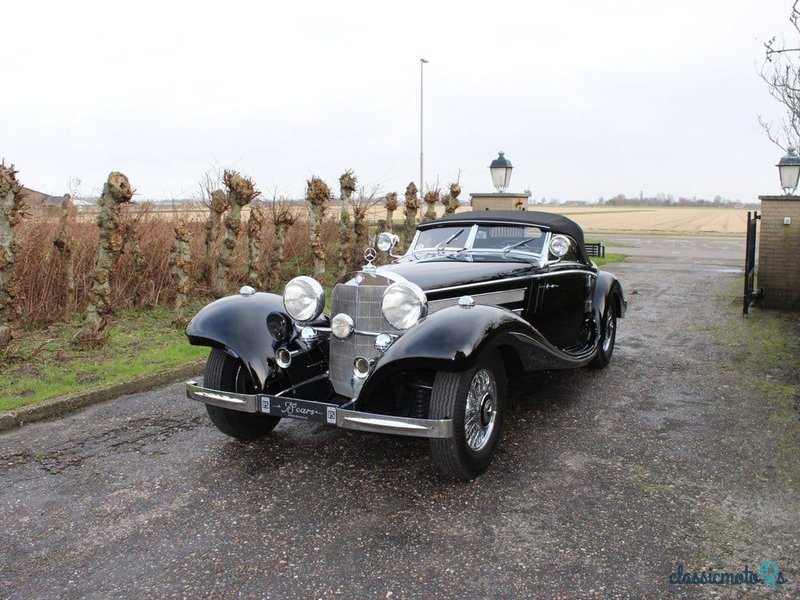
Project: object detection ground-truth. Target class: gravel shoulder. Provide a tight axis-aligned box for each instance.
[0,256,798,599]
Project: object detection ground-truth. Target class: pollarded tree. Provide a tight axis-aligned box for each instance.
[442,182,461,215]
[217,170,258,294]
[349,186,382,270]
[404,182,420,225]
[247,204,265,290]
[77,172,134,343]
[266,198,296,291]
[204,189,230,286]
[0,161,25,348]
[170,219,193,327]
[384,192,398,231]
[760,1,800,149]
[52,194,76,318]
[306,177,331,281]
[402,182,420,247]
[337,170,357,277]
[422,188,440,222]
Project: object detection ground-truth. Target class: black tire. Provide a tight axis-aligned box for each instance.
[589,300,617,370]
[429,352,506,480]
[203,348,280,440]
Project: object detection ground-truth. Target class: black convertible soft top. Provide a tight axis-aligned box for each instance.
[420,210,587,261]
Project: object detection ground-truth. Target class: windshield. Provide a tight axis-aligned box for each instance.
[413,227,470,252]
[411,224,546,256]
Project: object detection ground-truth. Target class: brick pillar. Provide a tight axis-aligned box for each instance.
[469,192,531,210]
[758,195,800,310]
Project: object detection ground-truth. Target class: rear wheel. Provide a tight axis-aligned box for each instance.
[589,301,617,369]
[429,352,506,480]
[204,348,280,440]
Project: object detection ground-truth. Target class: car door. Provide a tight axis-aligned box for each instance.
[530,268,593,350]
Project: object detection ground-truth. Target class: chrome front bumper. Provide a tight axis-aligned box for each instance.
[186,381,453,439]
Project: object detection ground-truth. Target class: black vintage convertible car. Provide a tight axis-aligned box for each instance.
[185,210,626,479]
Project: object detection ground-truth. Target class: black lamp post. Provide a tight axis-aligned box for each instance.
[777,147,800,195]
[490,151,513,193]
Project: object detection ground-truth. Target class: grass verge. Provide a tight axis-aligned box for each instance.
[0,305,208,412]
[593,252,627,266]
[714,277,800,378]
[586,239,633,248]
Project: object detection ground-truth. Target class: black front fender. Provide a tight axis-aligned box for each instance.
[186,292,287,391]
[357,304,593,400]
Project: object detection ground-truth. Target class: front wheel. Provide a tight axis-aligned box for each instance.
[203,348,280,440]
[429,352,506,480]
[589,301,617,369]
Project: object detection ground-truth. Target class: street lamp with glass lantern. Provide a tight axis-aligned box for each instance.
[490,151,513,192]
[777,147,800,195]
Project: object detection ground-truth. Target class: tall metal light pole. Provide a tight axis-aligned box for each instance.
[420,58,429,198]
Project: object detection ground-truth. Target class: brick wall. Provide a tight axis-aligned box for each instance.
[758,195,800,310]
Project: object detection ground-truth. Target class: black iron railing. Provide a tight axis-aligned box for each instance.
[743,211,762,316]
[586,242,606,258]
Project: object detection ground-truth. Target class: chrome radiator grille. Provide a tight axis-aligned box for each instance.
[329,282,388,397]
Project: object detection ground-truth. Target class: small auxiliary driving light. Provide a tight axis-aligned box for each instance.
[353,356,370,379]
[331,313,355,340]
[275,348,291,369]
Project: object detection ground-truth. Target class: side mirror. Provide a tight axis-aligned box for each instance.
[377,232,402,258]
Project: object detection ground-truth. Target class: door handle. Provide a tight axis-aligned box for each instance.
[543,283,559,290]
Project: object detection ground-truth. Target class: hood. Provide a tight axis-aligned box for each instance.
[381,258,536,292]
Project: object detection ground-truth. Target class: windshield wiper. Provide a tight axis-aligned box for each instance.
[453,248,474,262]
[434,229,465,252]
[502,237,540,253]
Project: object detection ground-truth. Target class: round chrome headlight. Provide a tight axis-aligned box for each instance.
[377,232,399,252]
[283,276,325,322]
[549,235,571,258]
[331,313,354,339]
[382,282,427,330]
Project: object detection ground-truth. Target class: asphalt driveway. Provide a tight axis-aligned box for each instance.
[1,249,797,598]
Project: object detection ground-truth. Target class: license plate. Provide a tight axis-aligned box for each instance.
[260,396,337,425]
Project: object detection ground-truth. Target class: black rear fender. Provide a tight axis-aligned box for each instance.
[593,271,627,326]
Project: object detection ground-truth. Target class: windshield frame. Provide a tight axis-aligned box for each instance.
[405,223,551,261]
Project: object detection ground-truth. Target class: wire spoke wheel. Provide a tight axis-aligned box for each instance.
[590,301,617,369]
[429,352,506,480]
[464,369,497,452]
[602,309,616,353]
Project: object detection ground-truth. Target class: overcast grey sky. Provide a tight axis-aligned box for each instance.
[2,0,794,202]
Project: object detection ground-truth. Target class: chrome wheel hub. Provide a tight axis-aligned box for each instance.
[602,311,615,353]
[464,368,497,452]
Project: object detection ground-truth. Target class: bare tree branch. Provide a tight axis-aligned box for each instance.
[760,1,800,150]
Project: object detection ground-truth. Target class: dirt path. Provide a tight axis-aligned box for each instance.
[0,257,797,598]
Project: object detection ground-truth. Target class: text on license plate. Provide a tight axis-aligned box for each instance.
[260,397,337,425]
